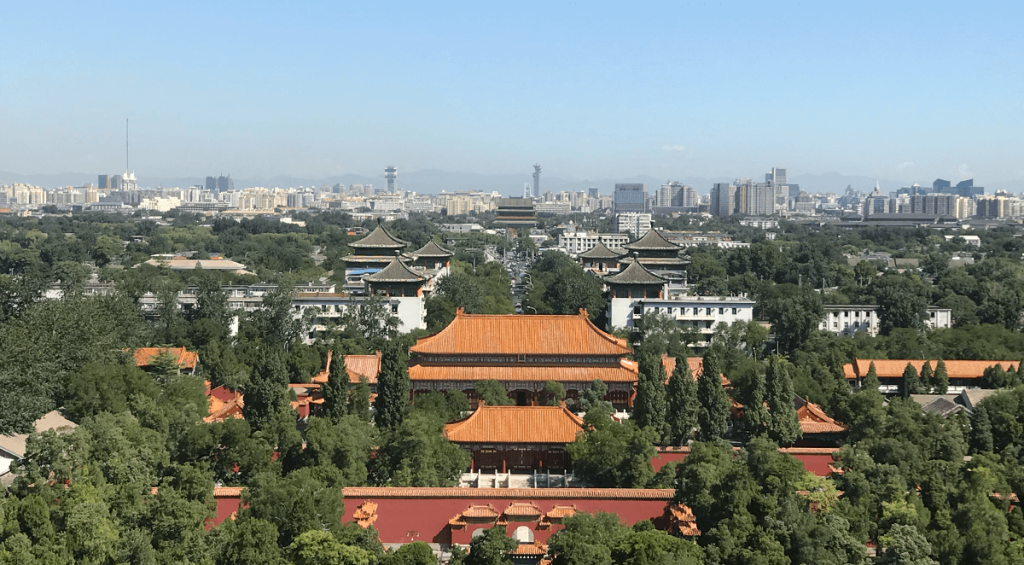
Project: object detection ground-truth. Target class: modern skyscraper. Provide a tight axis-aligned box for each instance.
[614,183,647,213]
[711,183,736,217]
[532,165,541,199]
[98,175,112,189]
[385,166,397,193]
[217,175,234,192]
[206,176,217,191]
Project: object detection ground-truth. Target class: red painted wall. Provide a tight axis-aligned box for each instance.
[341,489,674,545]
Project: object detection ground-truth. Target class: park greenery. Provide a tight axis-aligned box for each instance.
[1,210,1024,563]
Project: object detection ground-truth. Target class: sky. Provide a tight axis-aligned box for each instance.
[1,1,1022,186]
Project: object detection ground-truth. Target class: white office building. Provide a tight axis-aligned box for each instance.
[820,305,953,337]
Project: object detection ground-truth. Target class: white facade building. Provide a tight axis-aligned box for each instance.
[820,305,953,337]
[557,231,630,255]
[613,212,652,238]
[608,295,756,349]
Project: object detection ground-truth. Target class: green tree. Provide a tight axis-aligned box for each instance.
[372,412,470,486]
[567,408,655,488]
[209,517,287,565]
[695,349,730,442]
[243,466,346,547]
[902,362,924,397]
[968,404,994,454]
[919,360,934,393]
[348,377,372,422]
[765,355,801,445]
[375,342,411,429]
[543,380,566,406]
[242,347,291,432]
[322,349,350,422]
[474,380,513,406]
[287,530,373,565]
[464,526,515,565]
[382,541,438,565]
[578,379,609,413]
[872,273,929,336]
[933,359,949,394]
[303,415,376,486]
[877,524,937,565]
[760,283,824,353]
[632,353,668,441]
[665,357,698,446]
[548,512,632,565]
[736,363,768,442]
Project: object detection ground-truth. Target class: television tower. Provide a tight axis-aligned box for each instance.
[532,164,541,198]
[385,166,397,193]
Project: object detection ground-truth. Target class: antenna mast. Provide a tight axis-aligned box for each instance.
[126,118,129,173]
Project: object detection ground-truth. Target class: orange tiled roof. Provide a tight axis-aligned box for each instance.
[661,355,730,386]
[545,505,577,519]
[204,386,244,425]
[410,309,631,356]
[461,504,501,518]
[312,351,382,385]
[842,363,857,380]
[510,542,548,556]
[797,401,848,434]
[503,502,543,517]
[847,359,1020,380]
[668,504,700,537]
[409,361,639,383]
[352,501,378,528]
[133,347,199,370]
[444,404,584,444]
[341,487,675,500]
[213,486,245,497]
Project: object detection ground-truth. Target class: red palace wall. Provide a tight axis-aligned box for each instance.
[341,487,674,545]
[651,447,838,476]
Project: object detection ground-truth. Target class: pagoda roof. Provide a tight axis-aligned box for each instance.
[365,257,426,283]
[350,222,409,250]
[603,260,666,285]
[578,242,624,259]
[409,309,631,356]
[660,355,730,386]
[408,360,639,383]
[444,404,584,444]
[410,239,453,258]
[795,398,849,434]
[623,229,680,251]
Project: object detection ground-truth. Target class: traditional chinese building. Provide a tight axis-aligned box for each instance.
[843,359,1020,394]
[577,242,624,276]
[408,309,638,409]
[443,404,584,473]
[793,397,848,447]
[133,347,199,375]
[342,221,410,292]
[620,229,686,278]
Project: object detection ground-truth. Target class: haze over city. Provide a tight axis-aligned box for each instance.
[2,1,1023,191]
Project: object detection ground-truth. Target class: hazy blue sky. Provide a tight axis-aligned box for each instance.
[2,1,1022,184]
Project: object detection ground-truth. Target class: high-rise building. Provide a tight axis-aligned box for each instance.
[614,183,647,213]
[385,166,397,193]
[710,183,736,217]
[217,175,234,193]
[745,182,775,216]
[98,175,112,189]
[532,165,541,199]
[206,176,217,191]
[588,187,599,199]
[365,184,374,197]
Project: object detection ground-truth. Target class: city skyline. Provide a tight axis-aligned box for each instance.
[2,1,1022,185]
